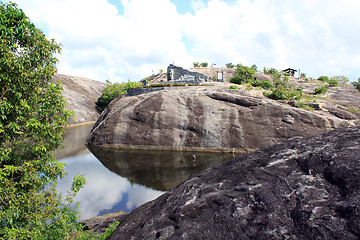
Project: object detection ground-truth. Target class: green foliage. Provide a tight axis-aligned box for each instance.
[348,106,359,113]
[200,62,208,68]
[233,64,256,84]
[274,73,288,88]
[314,86,327,95]
[193,62,200,68]
[100,221,120,240]
[0,2,105,239]
[225,63,235,68]
[263,67,278,75]
[292,101,313,111]
[318,76,329,82]
[331,75,350,86]
[251,80,273,89]
[353,78,360,92]
[229,85,239,90]
[317,75,340,87]
[264,87,302,101]
[251,64,258,72]
[245,82,253,90]
[300,73,307,78]
[282,72,291,77]
[229,76,243,84]
[327,78,339,87]
[96,81,142,112]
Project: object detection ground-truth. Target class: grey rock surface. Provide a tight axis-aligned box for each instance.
[87,88,350,152]
[53,74,106,125]
[107,126,360,240]
[167,64,208,83]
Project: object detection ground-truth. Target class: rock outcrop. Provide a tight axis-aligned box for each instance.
[107,126,360,239]
[167,64,208,83]
[53,74,106,125]
[87,88,350,152]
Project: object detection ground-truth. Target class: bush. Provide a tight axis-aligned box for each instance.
[314,86,327,95]
[193,62,200,68]
[317,75,339,87]
[264,87,302,101]
[327,78,339,87]
[200,62,208,68]
[318,76,329,82]
[225,63,235,68]
[251,80,274,89]
[96,81,142,112]
[263,67,278,75]
[229,76,243,84]
[353,78,360,92]
[229,85,239,90]
[263,87,288,100]
[331,76,350,86]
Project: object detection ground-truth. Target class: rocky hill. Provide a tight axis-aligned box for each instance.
[53,74,106,125]
[107,125,360,239]
[87,82,358,152]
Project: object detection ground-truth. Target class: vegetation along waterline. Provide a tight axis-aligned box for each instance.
[0,2,116,239]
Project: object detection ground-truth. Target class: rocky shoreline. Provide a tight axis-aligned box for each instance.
[107,125,360,239]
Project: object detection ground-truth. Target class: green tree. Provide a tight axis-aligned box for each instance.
[263,67,278,75]
[232,64,256,84]
[318,76,329,82]
[331,75,350,86]
[352,78,360,92]
[0,2,106,239]
[200,62,208,68]
[327,78,339,87]
[193,62,200,68]
[251,64,258,72]
[225,63,235,68]
[96,81,142,112]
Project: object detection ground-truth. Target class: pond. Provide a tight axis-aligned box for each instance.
[55,123,238,220]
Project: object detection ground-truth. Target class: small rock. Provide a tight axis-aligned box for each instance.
[281,115,294,124]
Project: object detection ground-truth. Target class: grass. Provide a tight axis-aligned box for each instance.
[348,106,360,113]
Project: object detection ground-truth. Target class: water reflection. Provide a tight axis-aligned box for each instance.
[57,153,164,220]
[89,147,235,191]
[54,123,94,159]
[56,125,237,220]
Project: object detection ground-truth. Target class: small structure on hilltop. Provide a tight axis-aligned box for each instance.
[283,68,297,77]
[167,64,208,84]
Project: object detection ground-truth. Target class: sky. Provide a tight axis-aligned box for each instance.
[5,0,360,82]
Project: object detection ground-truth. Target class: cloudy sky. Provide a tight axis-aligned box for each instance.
[7,0,360,82]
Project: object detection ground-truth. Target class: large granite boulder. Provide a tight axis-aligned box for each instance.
[87,88,350,153]
[53,74,106,125]
[107,126,360,239]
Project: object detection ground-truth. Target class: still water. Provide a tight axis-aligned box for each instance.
[55,123,237,220]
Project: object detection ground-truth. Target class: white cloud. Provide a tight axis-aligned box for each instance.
[57,152,164,220]
[9,0,360,81]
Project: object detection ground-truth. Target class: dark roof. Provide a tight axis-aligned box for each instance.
[283,68,297,72]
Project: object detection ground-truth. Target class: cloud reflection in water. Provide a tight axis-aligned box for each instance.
[57,151,164,220]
